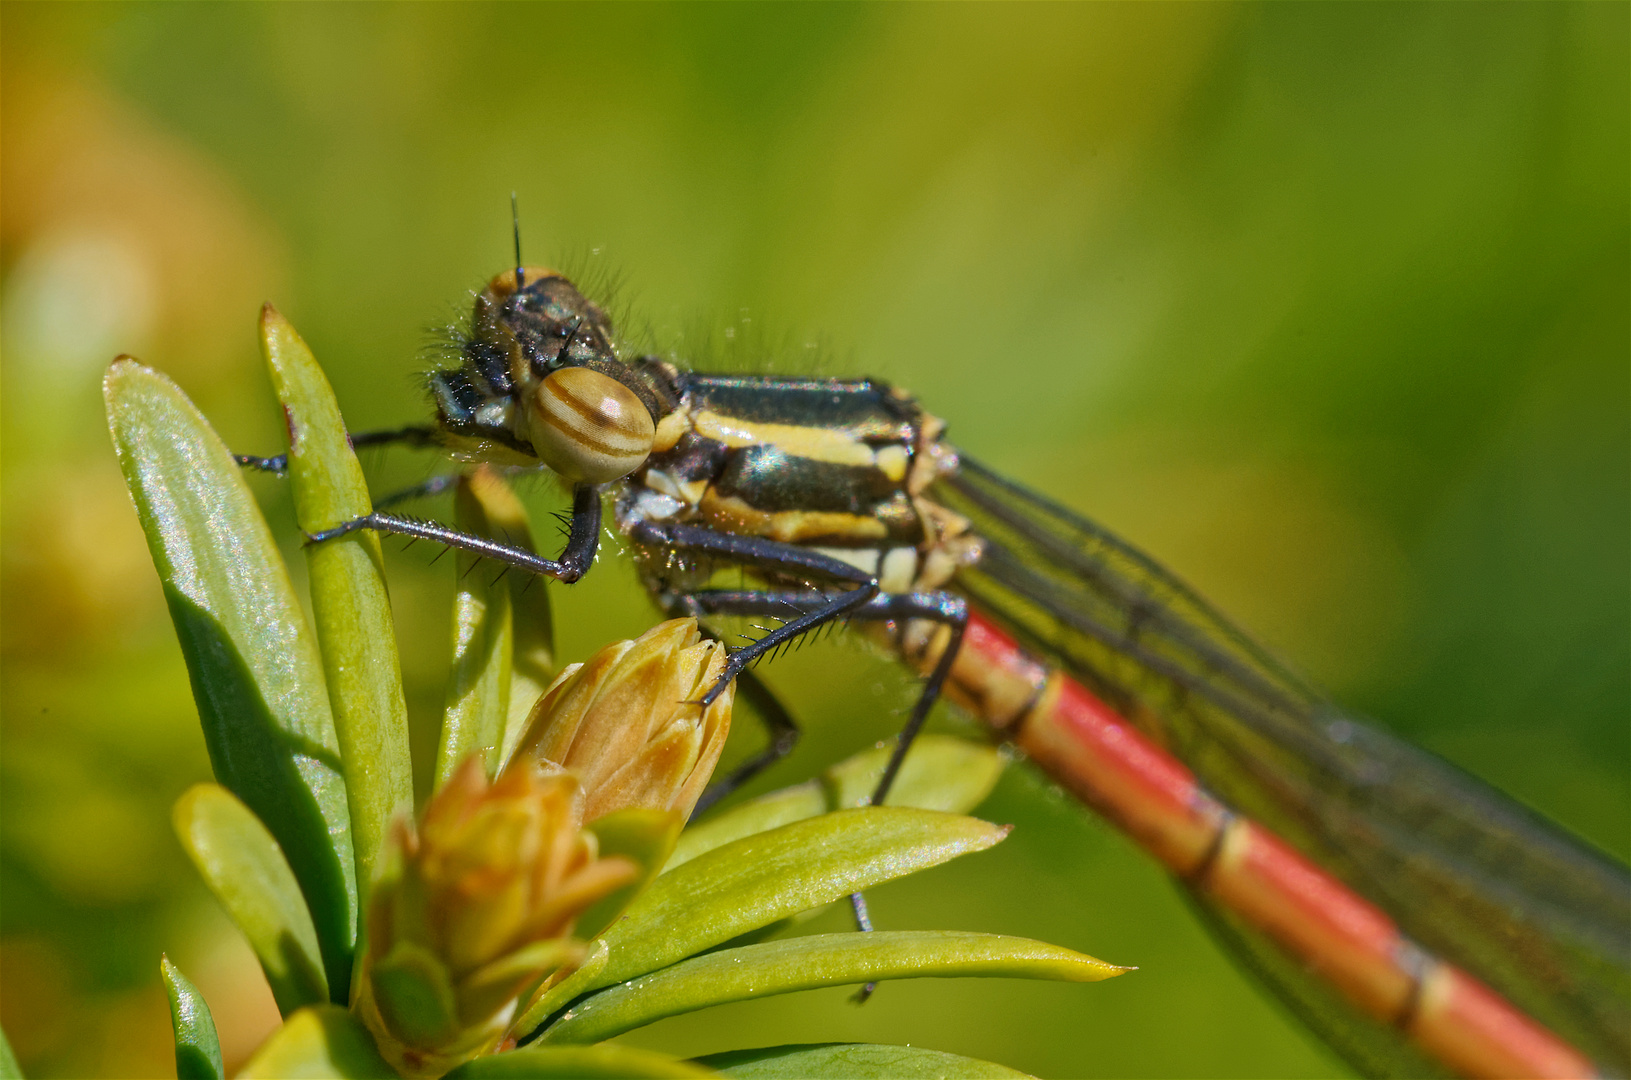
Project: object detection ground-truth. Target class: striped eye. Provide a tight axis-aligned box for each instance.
[526,366,656,484]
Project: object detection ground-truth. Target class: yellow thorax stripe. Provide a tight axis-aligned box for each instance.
[692,410,878,469]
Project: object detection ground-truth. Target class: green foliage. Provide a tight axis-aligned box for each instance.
[161,956,224,1080]
[260,308,414,900]
[446,1045,717,1079]
[436,473,519,788]
[103,359,358,1000]
[697,1042,1030,1078]
[569,809,1010,995]
[577,809,687,941]
[109,326,1123,1076]
[0,1028,20,1080]
[667,736,1006,869]
[237,1006,395,1080]
[173,784,328,1013]
[540,931,1123,1045]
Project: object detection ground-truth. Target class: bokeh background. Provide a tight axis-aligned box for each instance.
[2,4,1625,1077]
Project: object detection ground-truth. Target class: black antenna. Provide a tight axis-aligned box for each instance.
[510,191,525,291]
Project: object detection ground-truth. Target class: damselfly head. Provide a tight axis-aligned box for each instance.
[429,266,661,482]
[466,266,618,387]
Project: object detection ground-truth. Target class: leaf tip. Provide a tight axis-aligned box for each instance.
[103,354,147,399]
[966,818,1013,852]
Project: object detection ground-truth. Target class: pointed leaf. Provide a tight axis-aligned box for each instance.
[513,940,607,1039]
[697,1043,1031,1079]
[105,358,356,999]
[576,808,684,940]
[448,468,556,767]
[0,1027,17,1080]
[173,784,328,1013]
[161,955,223,1080]
[542,931,1129,1043]
[436,472,516,788]
[670,737,1005,870]
[666,783,827,872]
[587,809,1006,994]
[825,736,1006,813]
[446,1045,716,1078]
[238,1005,396,1079]
[262,306,413,900]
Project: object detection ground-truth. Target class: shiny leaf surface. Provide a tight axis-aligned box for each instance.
[237,1006,396,1080]
[161,956,223,1080]
[698,1043,1031,1078]
[173,784,327,1014]
[668,737,1005,871]
[446,1045,717,1079]
[436,471,516,788]
[541,931,1129,1043]
[261,307,413,900]
[104,359,356,999]
[592,808,1008,991]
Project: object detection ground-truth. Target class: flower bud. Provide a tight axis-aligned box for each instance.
[512,618,732,822]
[356,759,637,1077]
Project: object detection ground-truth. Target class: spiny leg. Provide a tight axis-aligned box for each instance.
[627,521,883,709]
[308,482,603,583]
[687,588,969,802]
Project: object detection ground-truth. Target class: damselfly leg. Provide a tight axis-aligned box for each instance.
[235,424,441,474]
[682,586,969,807]
[306,482,603,584]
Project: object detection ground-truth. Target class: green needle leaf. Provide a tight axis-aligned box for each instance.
[576,809,684,941]
[238,1005,396,1079]
[824,736,1006,813]
[451,469,557,767]
[591,808,1006,992]
[0,1024,23,1079]
[670,736,1006,870]
[542,931,1130,1044]
[516,807,1004,1038]
[174,785,328,1014]
[666,784,829,872]
[697,1043,1032,1079]
[445,1045,717,1079]
[261,306,413,902]
[104,358,356,999]
[436,471,517,788]
[161,955,224,1080]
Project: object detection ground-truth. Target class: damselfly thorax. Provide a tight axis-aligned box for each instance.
[433,265,979,597]
[418,266,984,740]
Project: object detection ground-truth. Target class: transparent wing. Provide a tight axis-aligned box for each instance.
[935,454,1631,1072]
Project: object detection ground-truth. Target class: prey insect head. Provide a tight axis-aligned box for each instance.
[430,266,658,483]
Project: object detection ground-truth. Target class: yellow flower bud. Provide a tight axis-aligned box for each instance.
[511,618,733,822]
[357,759,637,1077]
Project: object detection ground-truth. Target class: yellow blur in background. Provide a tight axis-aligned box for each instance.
[1,5,1625,1078]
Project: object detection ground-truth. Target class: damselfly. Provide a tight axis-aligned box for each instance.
[239,264,1629,1080]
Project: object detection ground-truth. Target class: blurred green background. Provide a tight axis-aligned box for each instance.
[2,4,1625,1077]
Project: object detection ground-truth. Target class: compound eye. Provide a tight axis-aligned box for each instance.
[527,367,655,484]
